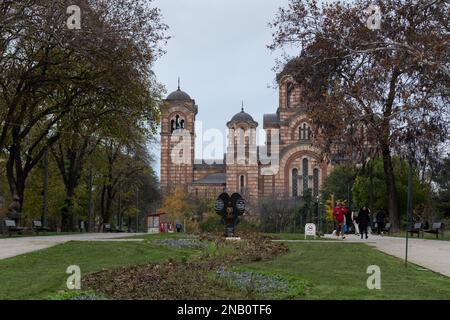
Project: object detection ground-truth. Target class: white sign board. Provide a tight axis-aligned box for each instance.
[305,223,316,239]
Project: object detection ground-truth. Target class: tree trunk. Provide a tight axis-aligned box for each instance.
[101,185,113,225]
[6,145,26,218]
[381,143,400,232]
[368,163,374,212]
[100,184,107,224]
[61,184,76,231]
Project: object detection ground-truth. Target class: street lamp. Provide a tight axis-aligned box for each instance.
[41,148,48,229]
[316,195,322,235]
[405,125,417,267]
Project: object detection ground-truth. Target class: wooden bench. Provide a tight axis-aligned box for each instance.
[111,225,124,233]
[103,223,112,233]
[4,219,24,237]
[408,222,423,238]
[32,220,50,235]
[424,222,445,239]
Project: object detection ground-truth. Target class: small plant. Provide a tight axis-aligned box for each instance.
[48,290,106,300]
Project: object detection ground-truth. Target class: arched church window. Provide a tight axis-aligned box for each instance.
[313,168,319,197]
[302,158,309,193]
[171,114,185,133]
[286,82,295,108]
[292,168,298,197]
[299,123,311,141]
[240,175,245,194]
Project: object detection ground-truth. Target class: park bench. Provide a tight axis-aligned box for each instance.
[32,220,50,235]
[103,223,112,232]
[424,222,445,239]
[408,222,423,238]
[111,225,124,233]
[3,219,24,237]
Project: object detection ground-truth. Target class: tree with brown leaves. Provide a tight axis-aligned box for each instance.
[270,0,449,231]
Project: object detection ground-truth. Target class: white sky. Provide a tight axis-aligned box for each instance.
[151,0,296,176]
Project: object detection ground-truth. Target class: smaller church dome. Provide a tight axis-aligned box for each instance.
[166,88,191,101]
[227,106,258,127]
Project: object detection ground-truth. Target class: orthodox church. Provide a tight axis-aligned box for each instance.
[160,72,336,204]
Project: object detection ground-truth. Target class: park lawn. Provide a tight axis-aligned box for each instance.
[125,232,197,240]
[264,233,332,240]
[0,240,202,300]
[238,242,450,300]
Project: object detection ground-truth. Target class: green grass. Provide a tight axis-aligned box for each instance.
[238,242,450,299]
[264,233,332,241]
[0,240,201,300]
[124,232,196,240]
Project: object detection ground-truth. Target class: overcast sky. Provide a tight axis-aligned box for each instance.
[151,0,295,175]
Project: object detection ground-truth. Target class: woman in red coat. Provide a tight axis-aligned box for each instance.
[333,202,346,239]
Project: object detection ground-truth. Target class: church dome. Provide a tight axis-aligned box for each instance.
[227,107,258,127]
[166,88,191,101]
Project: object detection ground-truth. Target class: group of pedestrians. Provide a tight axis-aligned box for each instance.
[333,201,388,240]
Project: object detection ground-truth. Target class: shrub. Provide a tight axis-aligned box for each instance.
[199,214,222,233]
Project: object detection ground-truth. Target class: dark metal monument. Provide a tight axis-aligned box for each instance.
[214,192,246,237]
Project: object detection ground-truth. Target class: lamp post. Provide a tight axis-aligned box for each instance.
[87,167,93,232]
[316,195,322,236]
[405,127,415,268]
[41,148,48,228]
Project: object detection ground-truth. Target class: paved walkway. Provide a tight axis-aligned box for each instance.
[323,234,450,277]
[0,233,144,260]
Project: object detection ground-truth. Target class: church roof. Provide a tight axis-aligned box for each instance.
[263,113,280,128]
[194,160,225,169]
[227,107,258,127]
[192,173,226,185]
[166,88,191,101]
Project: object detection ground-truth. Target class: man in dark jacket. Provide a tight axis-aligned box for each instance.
[376,208,387,235]
[357,206,371,239]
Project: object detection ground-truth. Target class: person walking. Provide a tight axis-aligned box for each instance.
[376,208,387,235]
[176,221,183,233]
[357,206,371,239]
[333,201,346,239]
[343,202,352,234]
[352,210,360,235]
[369,210,376,234]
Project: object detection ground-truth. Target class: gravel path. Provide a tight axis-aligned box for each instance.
[0,233,144,260]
